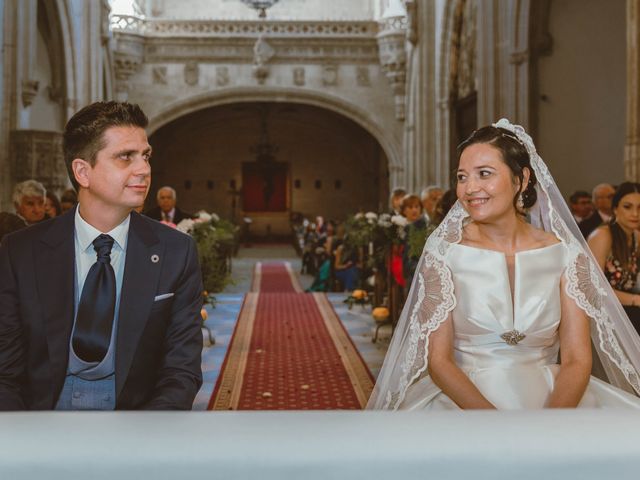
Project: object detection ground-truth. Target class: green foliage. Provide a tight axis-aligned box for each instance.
[407,223,436,259]
[180,214,239,294]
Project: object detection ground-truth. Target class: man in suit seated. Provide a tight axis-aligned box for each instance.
[0,179,47,243]
[0,101,203,410]
[579,183,615,239]
[145,186,192,225]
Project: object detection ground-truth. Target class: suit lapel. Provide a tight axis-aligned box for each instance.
[35,209,76,397]
[115,213,163,396]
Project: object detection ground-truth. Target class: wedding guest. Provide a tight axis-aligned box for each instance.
[45,191,62,218]
[389,187,407,215]
[0,180,46,242]
[432,189,458,225]
[60,188,78,213]
[401,194,426,285]
[569,190,593,223]
[420,186,444,225]
[579,183,615,238]
[145,186,192,224]
[0,101,203,410]
[588,182,640,333]
[333,224,360,291]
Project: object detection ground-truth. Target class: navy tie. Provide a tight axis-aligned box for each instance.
[72,234,116,363]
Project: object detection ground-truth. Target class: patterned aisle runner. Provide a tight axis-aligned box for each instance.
[209,262,374,410]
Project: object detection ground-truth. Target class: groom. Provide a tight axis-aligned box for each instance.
[0,101,203,410]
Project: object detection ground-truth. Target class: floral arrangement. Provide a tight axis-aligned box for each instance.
[343,212,411,273]
[176,211,239,294]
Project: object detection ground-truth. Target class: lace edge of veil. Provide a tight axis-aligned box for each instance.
[381,204,464,410]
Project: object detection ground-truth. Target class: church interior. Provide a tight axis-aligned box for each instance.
[2,0,640,478]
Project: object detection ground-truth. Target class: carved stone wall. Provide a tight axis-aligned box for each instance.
[9,130,69,194]
[0,0,112,210]
[111,15,404,188]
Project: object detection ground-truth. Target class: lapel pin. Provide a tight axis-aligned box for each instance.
[151,254,160,263]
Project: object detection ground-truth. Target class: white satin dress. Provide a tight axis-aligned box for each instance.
[401,242,640,410]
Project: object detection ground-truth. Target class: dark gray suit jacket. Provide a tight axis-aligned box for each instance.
[0,209,203,410]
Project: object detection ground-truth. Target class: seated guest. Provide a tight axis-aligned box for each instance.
[306,247,331,292]
[401,194,426,286]
[45,191,62,218]
[569,190,593,223]
[0,179,46,243]
[588,182,640,334]
[333,224,360,292]
[389,187,407,215]
[432,189,458,225]
[579,183,615,238]
[420,185,444,225]
[145,186,192,224]
[60,188,78,213]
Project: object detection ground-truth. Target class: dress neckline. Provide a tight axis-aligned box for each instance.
[451,241,564,257]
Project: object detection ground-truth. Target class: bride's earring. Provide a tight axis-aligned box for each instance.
[517,192,525,210]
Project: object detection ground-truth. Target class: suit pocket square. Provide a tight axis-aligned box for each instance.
[154,293,175,301]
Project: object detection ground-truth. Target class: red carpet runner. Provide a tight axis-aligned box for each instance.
[209,262,374,410]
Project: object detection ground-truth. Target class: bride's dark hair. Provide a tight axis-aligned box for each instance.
[457,126,538,213]
[609,182,640,266]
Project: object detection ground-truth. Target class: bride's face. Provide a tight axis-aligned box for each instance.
[456,143,521,222]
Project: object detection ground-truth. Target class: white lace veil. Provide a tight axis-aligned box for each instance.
[367,118,640,410]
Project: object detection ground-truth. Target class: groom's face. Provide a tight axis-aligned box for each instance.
[456,143,519,222]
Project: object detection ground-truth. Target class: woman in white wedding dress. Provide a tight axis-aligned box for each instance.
[368,120,640,410]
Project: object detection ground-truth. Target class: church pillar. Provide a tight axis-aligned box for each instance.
[402,0,443,191]
[626,0,640,181]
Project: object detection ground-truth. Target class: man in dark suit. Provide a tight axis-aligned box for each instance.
[0,101,203,410]
[579,183,615,239]
[145,186,192,225]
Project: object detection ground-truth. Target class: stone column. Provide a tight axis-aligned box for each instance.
[402,0,442,191]
[377,0,408,122]
[626,0,640,181]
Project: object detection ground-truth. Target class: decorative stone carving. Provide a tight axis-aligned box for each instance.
[322,65,338,86]
[253,36,275,85]
[184,61,200,86]
[113,53,142,99]
[356,66,370,86]
[21,80,39,107]
[293,67,305,86]
[377,1,408,120]
[110,16,375,38]
[47,85,63,103]
[216,66,230,86]
[9,130,68,192]
[141,39,378,64]
[152,66,168,84]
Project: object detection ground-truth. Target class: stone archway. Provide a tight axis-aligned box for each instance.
[147,100,390,238]
[146,86,402,185]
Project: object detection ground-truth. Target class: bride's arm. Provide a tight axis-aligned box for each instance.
[546,275,592,408]
[427,315,496,409]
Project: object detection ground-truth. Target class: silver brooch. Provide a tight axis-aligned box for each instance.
[500,330,526,346]
[151,254,160,263]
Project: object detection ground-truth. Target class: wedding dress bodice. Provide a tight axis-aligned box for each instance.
[399,240,640,410]
[447,242,565,373]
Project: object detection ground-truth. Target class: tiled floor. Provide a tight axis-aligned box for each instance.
[192,244,390,410]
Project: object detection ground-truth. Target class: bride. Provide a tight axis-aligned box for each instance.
[367,119,640,410]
